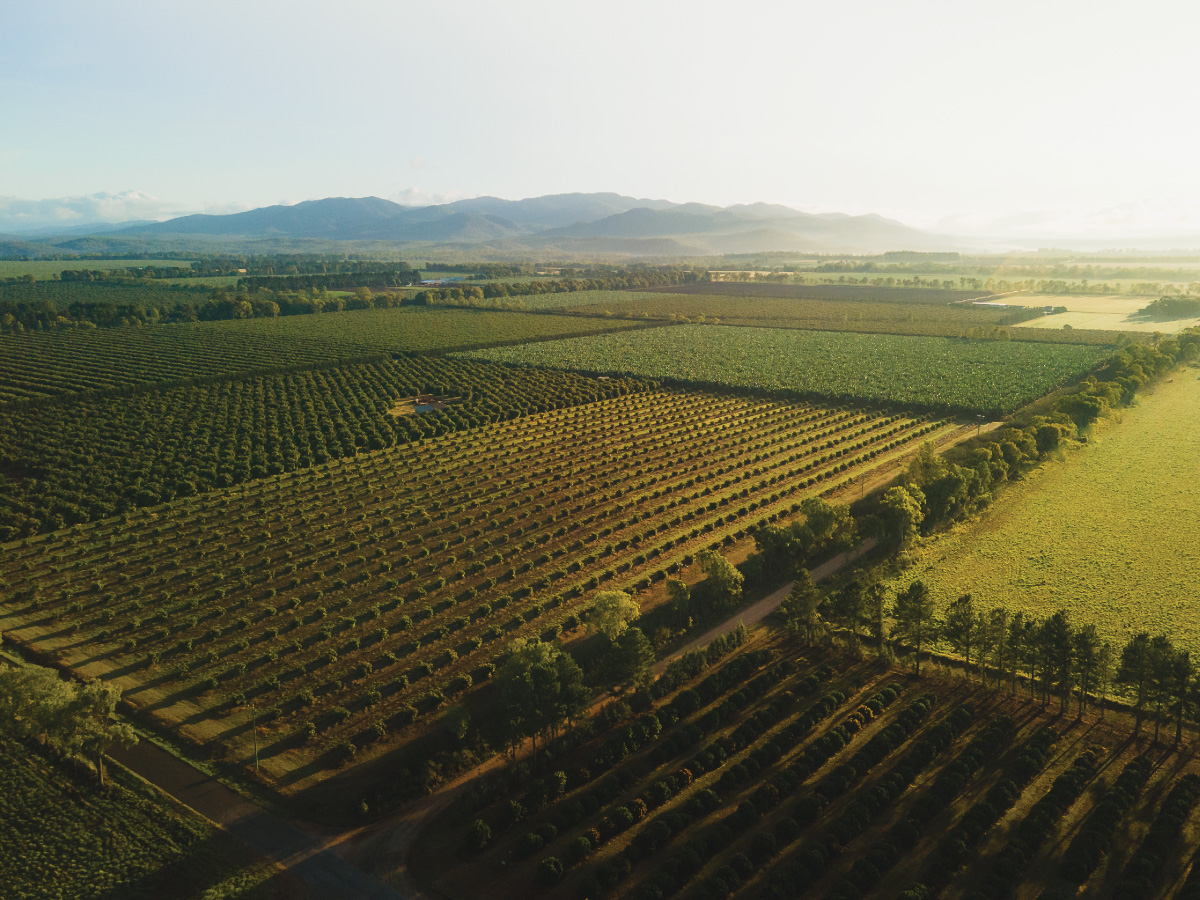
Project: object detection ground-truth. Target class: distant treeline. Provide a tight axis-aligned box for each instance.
[1138,295,1200,320]
[409,269,704,305]
[0,268,704,332]
[236,266,421,291]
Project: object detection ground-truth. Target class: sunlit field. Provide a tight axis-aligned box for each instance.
[887,371,1200,652]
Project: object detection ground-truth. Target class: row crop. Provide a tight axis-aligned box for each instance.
[0,354,647,539]
[457,325,1112,416]
[0,390,944,778]
[0,305,641,401]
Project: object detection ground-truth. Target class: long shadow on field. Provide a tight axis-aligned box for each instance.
[92,832,288,900]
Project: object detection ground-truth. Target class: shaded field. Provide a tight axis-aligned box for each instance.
[0,307,642,401]
[0,391,947,792]
[420,640,1200,900]
[647,282,985,304]
[0,738,274,900]
[888,372,1200,655]
[457,325,1110,415]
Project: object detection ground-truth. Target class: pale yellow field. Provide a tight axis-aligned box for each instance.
[887,372,1200,653]
[1010,293,1200,333]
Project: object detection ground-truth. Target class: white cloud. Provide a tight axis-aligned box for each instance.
[387,186,477,208]
[0,191,213,233]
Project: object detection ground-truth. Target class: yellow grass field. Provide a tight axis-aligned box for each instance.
[888,370,1200,653]
[1012,293,1200,333]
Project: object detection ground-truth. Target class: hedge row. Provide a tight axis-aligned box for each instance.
[828,714,1020,900]
[1112,773,1200,900]
[965,750,1098,900]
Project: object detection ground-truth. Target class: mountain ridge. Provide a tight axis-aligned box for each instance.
[12,192,947,256]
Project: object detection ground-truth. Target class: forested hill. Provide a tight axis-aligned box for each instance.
[15,193,945,256]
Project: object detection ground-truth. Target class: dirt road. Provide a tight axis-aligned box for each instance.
[654,537,878,675]
[109,740,404,900]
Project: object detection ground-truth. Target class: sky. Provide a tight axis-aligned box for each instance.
[4,0,1200,238]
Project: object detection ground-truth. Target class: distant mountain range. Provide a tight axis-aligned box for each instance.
[3,193,950,257]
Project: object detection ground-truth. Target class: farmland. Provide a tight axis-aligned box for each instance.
[543,291,1124,343]
[0,356,647,539]
[883,372,1200,655]
[0,259,194,278]
[648,282,986,304]
[0,738,273,900]
[0,390,949,790]
[419,638,1200,900]
[0,307,644,401]
[458,325,1110,415]
[1014,292,1200,334]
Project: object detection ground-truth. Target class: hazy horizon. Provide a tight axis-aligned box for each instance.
[5,0,1200,243]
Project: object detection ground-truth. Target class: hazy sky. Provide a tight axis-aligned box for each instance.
[5,0,1200,236]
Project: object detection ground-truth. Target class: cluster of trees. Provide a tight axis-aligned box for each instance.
[872,333,1200,544]
[1137,295,1200,320]
[0,663,136,783]
[409,269,703,306]
[784,580,1199,743]
[496,639,589,758]
[749,497,858,583]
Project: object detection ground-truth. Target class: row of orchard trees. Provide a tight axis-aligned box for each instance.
[782,577,1196,742]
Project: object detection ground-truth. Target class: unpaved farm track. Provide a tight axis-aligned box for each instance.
[109,740,404,900]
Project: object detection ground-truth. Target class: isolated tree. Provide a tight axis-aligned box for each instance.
[666,579,692,630]
[879,485,926,547]
[793,497,858,556]
[1117,632,1154,737]
[942,593,981,677]
[828,576,868,652]
[588,591,640,642]
[778,568,826,646]
[1039,610,1075,714]
[1168,650,1194,745]
[985,607,1010,689]
[753,524,803,581]
[1007,612,1033,695]
[0,665,135,783]
[1074,624,1101,718]
[696,549,744,615]
[891,580,938,676]
[865,579,890,658]
[1148,634,1176,742]
[610,627,655,694]
[1096,641,1114,720]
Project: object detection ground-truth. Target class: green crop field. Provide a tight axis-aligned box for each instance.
[458,325,1110,415]
[0,739,273,900]
[886,372,1200,654]
[0,390,948,790]
[0,307,642,401]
